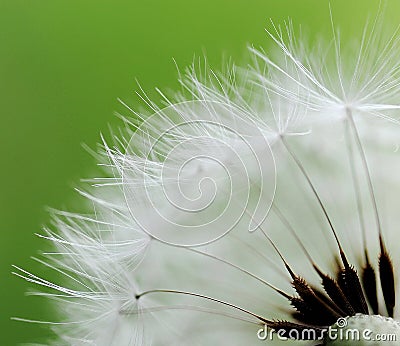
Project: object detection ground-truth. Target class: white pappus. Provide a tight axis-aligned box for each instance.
[14,12,400,346]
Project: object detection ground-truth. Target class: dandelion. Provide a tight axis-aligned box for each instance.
[15,12,400,346]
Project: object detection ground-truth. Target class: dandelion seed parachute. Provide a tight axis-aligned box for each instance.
[15,15,400,346]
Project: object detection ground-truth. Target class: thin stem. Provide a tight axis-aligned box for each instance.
[280,135,349,267]
[187,248,290,299]
[346,109,383,248]
[272,204,316,267]
[344,117,369,262]
[228,233,288,279]
[136,289,269,324]
[119,304,259,325]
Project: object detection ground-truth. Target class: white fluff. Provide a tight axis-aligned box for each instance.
[15,15,400,346]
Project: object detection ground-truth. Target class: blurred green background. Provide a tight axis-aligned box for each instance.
[1,0,399,344]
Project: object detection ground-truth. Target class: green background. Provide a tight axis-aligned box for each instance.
[1,0,399,344]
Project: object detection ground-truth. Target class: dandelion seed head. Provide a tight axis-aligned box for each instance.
[15,11,400,345]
